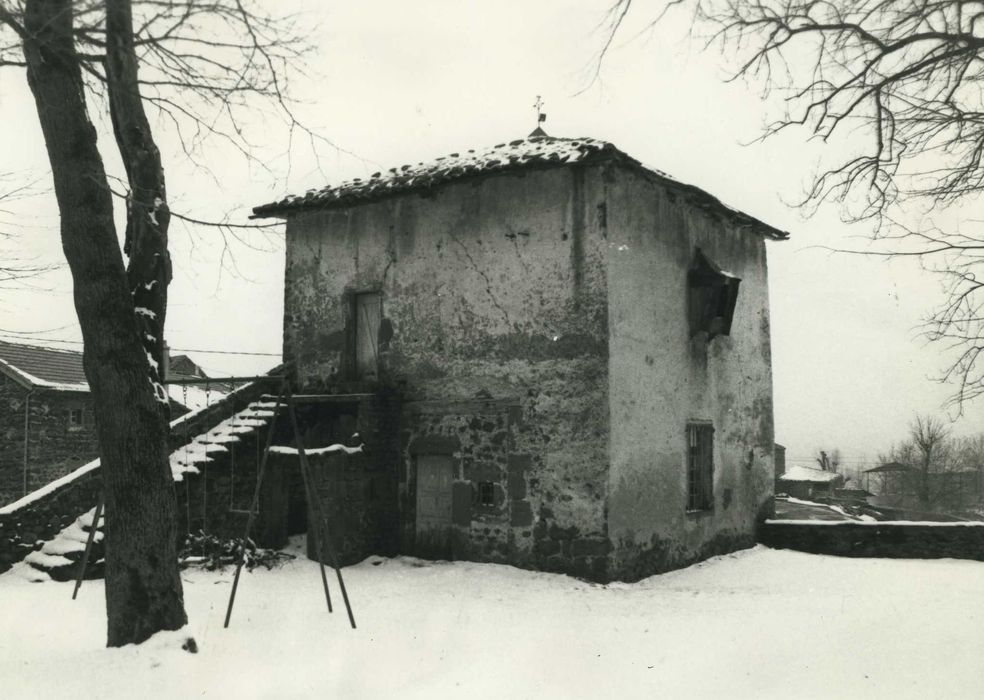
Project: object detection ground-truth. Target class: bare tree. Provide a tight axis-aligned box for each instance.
[910,414,950,509]
[0,0,309,646]
[0,174,57,286]
[602,0,984,410]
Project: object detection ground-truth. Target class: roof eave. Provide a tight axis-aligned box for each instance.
[252,146,791,241]
[0,360,36,390]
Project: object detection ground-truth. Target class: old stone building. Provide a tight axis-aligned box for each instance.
[253,135,787,581]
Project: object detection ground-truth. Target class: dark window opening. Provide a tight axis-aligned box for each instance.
[477,481,495,507]
[687,422,714,511]
[67,408,84,431]
[688,249,741,338]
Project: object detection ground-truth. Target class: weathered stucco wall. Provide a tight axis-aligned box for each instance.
[604,166,776,580]
[283,165,612,578]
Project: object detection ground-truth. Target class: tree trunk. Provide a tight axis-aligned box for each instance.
[22,0,186,647]
[104,0,171,388]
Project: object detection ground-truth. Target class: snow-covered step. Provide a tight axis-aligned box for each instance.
[170,400,282,481]
[23,507,104,583]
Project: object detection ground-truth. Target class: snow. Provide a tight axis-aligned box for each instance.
[2,544,983,698]
[768,519,984,527]
[778,466,842,483]
[269,444,364,456]
[169,400,280,481]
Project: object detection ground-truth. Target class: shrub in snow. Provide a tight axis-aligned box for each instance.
[178,531,293,572]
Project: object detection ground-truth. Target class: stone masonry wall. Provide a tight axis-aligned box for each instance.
[761,521,984,561]
[0,374,99,506]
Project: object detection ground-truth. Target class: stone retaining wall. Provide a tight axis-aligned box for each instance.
[760,520,984,561]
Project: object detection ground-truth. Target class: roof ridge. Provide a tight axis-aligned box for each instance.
[0,337,83,358]
[253,135,622,217]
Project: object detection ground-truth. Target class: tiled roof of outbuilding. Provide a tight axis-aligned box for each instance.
[0,339,89,391]
[252,135,790,240]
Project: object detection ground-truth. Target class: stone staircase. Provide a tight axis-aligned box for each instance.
[18,507,104,582]
[0,372,284,580]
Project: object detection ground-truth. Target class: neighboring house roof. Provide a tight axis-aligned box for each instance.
[168,354,208,379]
[778,466,843,483]
[252,135,790,240]
[0,341,233,408]
[0,340,89,391]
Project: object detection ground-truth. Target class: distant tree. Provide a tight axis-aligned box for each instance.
[602,0,984,410]
[910,415,950,509]
[878,415,962,511]
[815,448,841,473]
[0,0,309,646]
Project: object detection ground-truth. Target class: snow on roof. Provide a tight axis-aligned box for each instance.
[252,135,789,240]
[778,466,843,483]
[0,339,89,391]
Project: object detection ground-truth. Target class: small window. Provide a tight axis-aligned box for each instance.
[686,422,714,511]
[477,481,495,507]
[688,249,741,338]
[67,408,84,431]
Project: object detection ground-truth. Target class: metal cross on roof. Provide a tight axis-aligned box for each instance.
[534,95,546,125]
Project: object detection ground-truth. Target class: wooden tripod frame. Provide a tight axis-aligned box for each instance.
[224,379,356,629]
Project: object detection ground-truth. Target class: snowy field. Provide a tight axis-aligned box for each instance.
[2,542,984,699]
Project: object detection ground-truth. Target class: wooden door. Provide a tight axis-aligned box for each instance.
[355,292,381,379]
[415,454,453,559]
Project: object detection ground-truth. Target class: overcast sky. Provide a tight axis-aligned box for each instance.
[1,0,981,474]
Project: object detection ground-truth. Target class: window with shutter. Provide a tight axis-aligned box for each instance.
[354,292,382,379]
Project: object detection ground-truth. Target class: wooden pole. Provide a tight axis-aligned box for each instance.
[72,494,104,600]
[286,397,357,629]
[224,382,291,628]
[286,393,334,615]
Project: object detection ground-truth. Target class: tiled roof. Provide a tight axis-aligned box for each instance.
[0,341,227,397]
[0,340,88,391]
[252,135,789,240]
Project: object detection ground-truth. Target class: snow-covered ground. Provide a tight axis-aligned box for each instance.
[2,542,983,699]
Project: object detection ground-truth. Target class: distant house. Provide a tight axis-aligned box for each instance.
[165,353,236,412]
[0,340,224,506]
[776,466,845,501]
[0,340,98,505]
[252,134,787,581]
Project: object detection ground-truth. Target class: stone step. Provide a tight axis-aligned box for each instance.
[24,508,104,582]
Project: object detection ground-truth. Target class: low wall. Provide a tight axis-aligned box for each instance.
[761,520,984,561]
[0,462,102,572]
